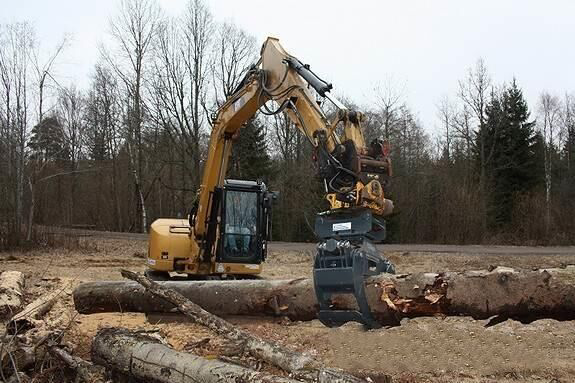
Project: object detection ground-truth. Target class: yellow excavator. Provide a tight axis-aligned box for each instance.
[146,37,395,328]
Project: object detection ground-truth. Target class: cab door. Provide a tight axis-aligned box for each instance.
[217,188,262,264]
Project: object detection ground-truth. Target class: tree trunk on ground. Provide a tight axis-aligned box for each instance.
[92,327,301,383]
[74,266,575,324]
[0,271,25,318]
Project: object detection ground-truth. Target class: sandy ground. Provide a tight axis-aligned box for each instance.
[1,237,575,382]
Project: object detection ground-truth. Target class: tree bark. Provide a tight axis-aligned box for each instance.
[75,266,575,324]
[74,277,317,318]
[92,327,301,383]
[0,271,25,318]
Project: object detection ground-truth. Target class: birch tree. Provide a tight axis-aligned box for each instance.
[0,23,35,238]
[538,92,561,232]
[102,0,161,232]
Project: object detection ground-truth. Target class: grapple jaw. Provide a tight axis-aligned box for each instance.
[313,210,395,329]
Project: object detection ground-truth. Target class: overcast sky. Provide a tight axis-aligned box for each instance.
[3,0,575,133]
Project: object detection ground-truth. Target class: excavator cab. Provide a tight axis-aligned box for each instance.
[216,179,274,266]
[146,179,274,279]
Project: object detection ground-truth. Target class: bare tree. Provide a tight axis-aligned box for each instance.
[59,86,85,166]
[458,58,492,185]
[102,0,161,232]
[211,22,257,107]
[148,0,214,217]
[0,24,15,224]
[538,92,561,232]
[436,95,454,161]
[30,36,69,126]
[84,64,125,229]
[373,76,405,140]
[181,0,213,189]
[452,105,473,153]
[151,18,196,182]
[0,23,35,236]
[269,112,299,163]
[25,35,69,239]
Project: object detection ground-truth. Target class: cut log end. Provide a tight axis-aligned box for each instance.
[0,271,25,318]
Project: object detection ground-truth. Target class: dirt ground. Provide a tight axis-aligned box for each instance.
[2,237,575,383]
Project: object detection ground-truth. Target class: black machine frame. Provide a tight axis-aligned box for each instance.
[313,209,395,329]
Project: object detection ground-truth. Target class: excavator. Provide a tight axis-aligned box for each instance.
[146,37,395,328]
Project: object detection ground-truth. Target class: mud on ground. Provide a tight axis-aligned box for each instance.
[2,237,575,382]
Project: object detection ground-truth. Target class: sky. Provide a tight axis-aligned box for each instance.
[2,0,575,134]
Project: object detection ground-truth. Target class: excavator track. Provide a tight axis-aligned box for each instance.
[143,270,263,281]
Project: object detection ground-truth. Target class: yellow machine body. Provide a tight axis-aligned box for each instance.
[147,218,263,276]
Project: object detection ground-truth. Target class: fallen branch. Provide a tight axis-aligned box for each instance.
[92,327,301,383]
[120,270,365,382]
[0,271,25,318]
[49,346,103,383]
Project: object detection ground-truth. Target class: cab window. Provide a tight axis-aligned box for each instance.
[223,190,257,256]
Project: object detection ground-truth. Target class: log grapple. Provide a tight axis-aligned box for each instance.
[313,210,395,329]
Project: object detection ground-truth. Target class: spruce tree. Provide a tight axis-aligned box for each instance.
[564,126,575,176]
[483,80,541,227]
[29,116,69,163]
[228,117,272,182]
[502,79,541,190]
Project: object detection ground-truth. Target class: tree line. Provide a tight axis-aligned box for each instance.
[1,0,574,248]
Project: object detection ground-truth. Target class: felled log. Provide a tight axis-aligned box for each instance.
[75,266,575,324]
[73,278,316,317]
[92,327,302,383]
[7,289,60,334]
[0,271,25,318]
[120,270,364,383]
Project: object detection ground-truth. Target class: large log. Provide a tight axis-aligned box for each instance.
[92,327,302,383]
[74,278,317,318]
[120,270,365,383]
[74,266,575,324]
[0,271,25,318]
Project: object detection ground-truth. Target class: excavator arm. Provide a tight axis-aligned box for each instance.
[187,37,395,329]
[194,37,393,245]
